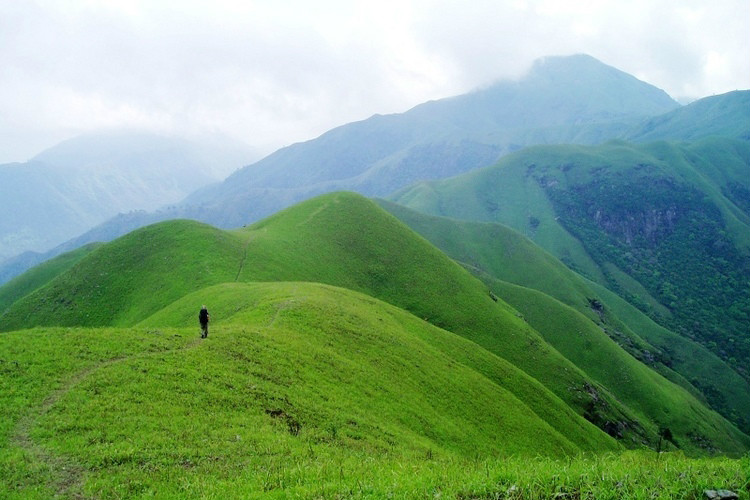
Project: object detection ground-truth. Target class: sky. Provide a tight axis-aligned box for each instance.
[1,0,748,163]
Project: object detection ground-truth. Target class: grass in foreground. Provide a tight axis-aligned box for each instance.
[1,282,748,499]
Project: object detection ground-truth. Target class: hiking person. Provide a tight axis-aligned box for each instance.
[199,305,210,338]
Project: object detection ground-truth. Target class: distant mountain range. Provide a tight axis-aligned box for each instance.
[12,55,747,266]
[1,131,256,262]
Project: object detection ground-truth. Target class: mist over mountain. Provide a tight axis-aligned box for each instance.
[3,55,746,286]
[180,54,678,226]
[1,131,256,262]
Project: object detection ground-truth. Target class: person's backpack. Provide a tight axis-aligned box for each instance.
[199,309,209,324]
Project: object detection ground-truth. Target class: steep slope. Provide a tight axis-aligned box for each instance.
[0,131,255,261]
[484,277,749,453]
[2,192,747,454]
[391,138,750,381]
[379,200,750,436]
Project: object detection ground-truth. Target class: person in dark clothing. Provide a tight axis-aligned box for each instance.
[199,305,210,338]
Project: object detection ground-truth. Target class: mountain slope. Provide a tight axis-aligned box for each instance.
[9,70,745,289]
[625,90,750,143]
[175,54,677,228]
[391,138,750,381]
[0,243,101,315]
[0,131,255,261]
[379,200,750,436]
[2,192,747,454]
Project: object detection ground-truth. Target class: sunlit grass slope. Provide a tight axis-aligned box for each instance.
[142,282,615,453]
[2,284,747,499]
[1,220,248,328]
[230,193,648,432]
[2,193,626,433]
[2,192,747,455]
[3,282,615,499]
[379,200,750,436]
[390,138,750,418]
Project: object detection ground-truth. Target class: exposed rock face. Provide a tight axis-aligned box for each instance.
[704,489,739,500]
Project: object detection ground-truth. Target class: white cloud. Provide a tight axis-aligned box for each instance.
[0,0,748,162]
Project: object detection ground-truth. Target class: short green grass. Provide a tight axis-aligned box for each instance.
[387,139,750,433]
[2,282,747,499]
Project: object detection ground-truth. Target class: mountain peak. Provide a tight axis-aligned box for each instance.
[491,53,681,120]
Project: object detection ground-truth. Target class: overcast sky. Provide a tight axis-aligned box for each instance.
[1,0,748,163]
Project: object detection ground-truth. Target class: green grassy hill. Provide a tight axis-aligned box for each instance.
[1,194,631,447]
[2,286,746,499]
[378,201,750,435]
[0,283,598,499]
[390,138,750,382]
[2,192,747,456]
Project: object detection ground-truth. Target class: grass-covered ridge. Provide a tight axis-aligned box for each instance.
[2,192,748,456]
[2,282,597,498]
[0,242,101,314]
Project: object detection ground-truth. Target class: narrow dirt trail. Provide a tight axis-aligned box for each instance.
[11,335,204,499]
[234,231,257,282]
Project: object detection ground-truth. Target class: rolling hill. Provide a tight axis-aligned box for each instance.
[2,192,747,456]
[0,284,601,499]
[391,138,750,383]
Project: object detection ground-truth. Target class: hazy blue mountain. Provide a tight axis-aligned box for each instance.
[1,131,256,261]
[625,90,750,143]
[7,56,746,285]
[179,54,679,227]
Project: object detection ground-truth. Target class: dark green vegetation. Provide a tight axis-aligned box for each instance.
[391,138,750,383]
[378,201,750,436]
